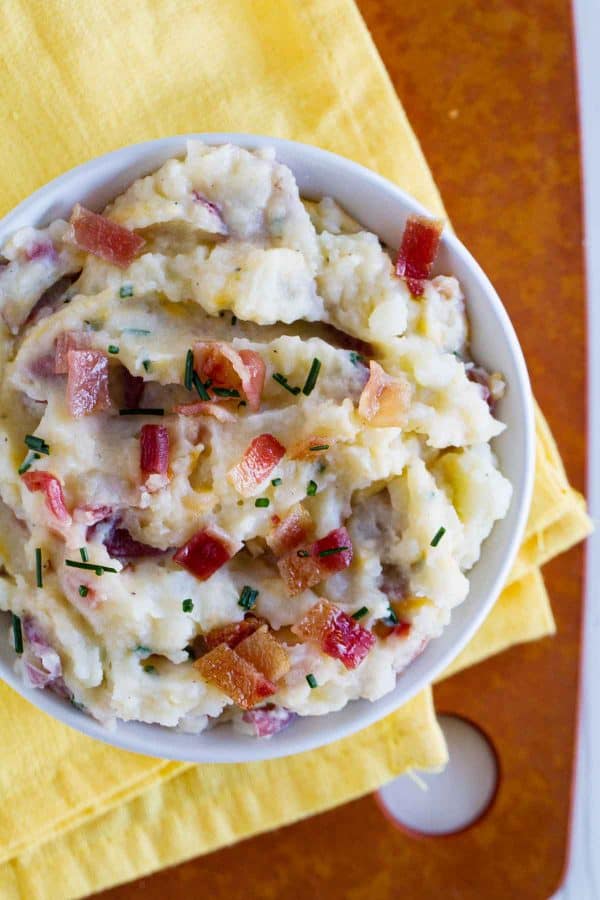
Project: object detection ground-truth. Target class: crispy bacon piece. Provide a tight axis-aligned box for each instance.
[236,626,291,682]
[228,434,286,497]
[140,424,169,479]
[358,360,411,428]
[172,401,236,423]
[395,214,444,296]
[289,435,337,460]
[67,349,111,418]
[277,527,353,596]
[204,616,266,651]
[173,527,241,580]
[21,471,71,525]
[292,598,375,669]
[194,643,276,709]
[68,204,145,268]
[241,706,298,737]
[193,342,265,411]
[266,504,313,556]
[54,331,91,374]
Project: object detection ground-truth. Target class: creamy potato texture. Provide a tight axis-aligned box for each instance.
[0,143,511,736]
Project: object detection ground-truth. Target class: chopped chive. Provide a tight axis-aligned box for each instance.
[231,314,237,325]
[78,585,89,597]
[238,400,247,408]
[212,387,240,398]
[317,461,327,474]
[12,614,23,654]
[306,480,318,496]
[134,645,151,655]
[255,498,270,508]
[297,549,310,557]
[65,560,118,574]
[143,664,157,674]
[35,548,43,587]
[349,351,365,366]
[119,284,134,298]
[184,644,195,660]
[107,344,119,354]
[184,349,194,390]
[24,434,50,455]
[318,546,348,557]
[352,606,369,620]
[306,673,318,689]
[272,373,301,395]
[430,526,446,548]
[18,452,37,475]
[121,327,151,336]
[84,319,101,331]
[142,359,151,372]
[80,547,89,562]
[192,371,211,401]
[384,606,399,626]
[309,444,329,452]
[271,477,282,487]
[238,585,259,610]
[119,408,164,416]
[182,598,194,613]
[302,358,322,395]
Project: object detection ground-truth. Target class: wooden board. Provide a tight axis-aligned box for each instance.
[99,0,586,897]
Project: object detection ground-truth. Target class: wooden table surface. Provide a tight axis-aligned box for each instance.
[100,1,586,897]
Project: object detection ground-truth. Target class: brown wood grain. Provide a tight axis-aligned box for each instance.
[99,1,586,897]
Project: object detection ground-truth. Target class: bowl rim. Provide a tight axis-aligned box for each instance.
[0,133,535,762]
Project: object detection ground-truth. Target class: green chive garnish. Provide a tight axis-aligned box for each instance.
[306,673,318,689]
[182,598,194,613]
[12,614,23,654]
[119,284,134,298]
[65,560,118,574]
[119,408,165,416]
[318,546,348,557]
[384,606,399,626]
[78,585,89,597]
[306,480,318,496]
[80,547,89,562]
[143,664,157,674]
[35,548,43,587]
[297,549,310,558]
[255,498,270,508]
[121,327,151,336]
[349,351,365,366]
[309,444,329,452]
[184,644,195,660]
[192,371,211,401]
[18,452,38,475]
[352,606,369,620]
[272,373,301,395]
[238,586,259,610]
[302,358,321,395]
[231,314,237,325]
[184,349,194,390]
[142,359,151,372]
[108,344,119,355]
[271,477,282,486]
[24,434,50,455]
[212,387,240,398]
[134,645,151,655]
[430,526,446,548]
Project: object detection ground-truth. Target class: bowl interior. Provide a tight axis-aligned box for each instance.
[0,135,534,762]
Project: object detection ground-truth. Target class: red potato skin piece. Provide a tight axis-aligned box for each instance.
[69,204,145,268]
[228,434,286,497]
[66,349,111,418]
[193,643,276,709]
[173,528,239,580]
[395,214,444,297]
[21,471,71,524]
[140,424,169,477]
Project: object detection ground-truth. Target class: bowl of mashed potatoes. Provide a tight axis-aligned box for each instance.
[0,135,534,762]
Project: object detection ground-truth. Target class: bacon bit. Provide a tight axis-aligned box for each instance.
[194,643,276,709]
[266,504,313,556]
[312,527,353,573]
[395,214,444,296]
[391,621,411,638]
[68,204,145,268]
[289,435,337,460]
[172,401,236,423]
[204,616,266,651]
[67,349,111,418]
[55,331,91,374]
[140,425,169,479]
[277,526,353,596]
[193,342,265,411]
[293,598,375,670]
[72,504,112,526]
[21,471,71,524]
[228,434,286,497]
[173,527,241,580]
[241,706,297,737]
[103,525,164,561]
[277,552,323,596]
[236,625,291,682]
[358,360,411,427]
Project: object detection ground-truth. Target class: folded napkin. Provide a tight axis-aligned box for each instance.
[0,1,591,897]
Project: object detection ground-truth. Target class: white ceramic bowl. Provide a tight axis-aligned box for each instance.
[0,135,535,762]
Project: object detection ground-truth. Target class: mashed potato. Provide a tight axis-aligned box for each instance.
[0,142,511,737]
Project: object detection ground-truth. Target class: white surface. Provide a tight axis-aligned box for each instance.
[377,715,498,835]
[557,1,600,897]
[0,134,535,763]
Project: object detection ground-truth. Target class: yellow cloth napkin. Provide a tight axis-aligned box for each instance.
[0,1,591,897]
